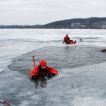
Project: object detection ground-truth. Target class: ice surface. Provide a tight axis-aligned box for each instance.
[0,29,106,106]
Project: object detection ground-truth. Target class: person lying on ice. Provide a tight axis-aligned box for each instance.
[29,59,58,88]
[63,34,76,44]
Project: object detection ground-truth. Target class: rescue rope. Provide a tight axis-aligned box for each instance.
[32,56,35,67]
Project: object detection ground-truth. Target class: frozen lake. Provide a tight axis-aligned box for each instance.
[0,29,106,106]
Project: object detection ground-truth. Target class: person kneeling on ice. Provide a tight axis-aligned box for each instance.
[29,59,58,88]
[63,34,76,44]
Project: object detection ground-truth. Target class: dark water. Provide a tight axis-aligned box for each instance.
[8,45,106,75]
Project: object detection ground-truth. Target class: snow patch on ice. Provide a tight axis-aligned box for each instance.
[73,96,106,106]
[0,69,3,73]
[19,101,29,106]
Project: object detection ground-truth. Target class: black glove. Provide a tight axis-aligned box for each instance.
[31,75,36,81]
[47,73,55,79]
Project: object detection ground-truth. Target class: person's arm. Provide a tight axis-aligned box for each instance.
[47,73,56,79]
[29,67,38,81]
[47,67,58,79]
[63,37,65,44]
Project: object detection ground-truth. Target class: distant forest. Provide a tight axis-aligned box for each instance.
[0,17,106,29]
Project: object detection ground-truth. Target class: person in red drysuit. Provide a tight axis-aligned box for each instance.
[63,34,76,44]
[29,59,58,87]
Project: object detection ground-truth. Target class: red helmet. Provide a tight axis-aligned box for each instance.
[39,60,47,67]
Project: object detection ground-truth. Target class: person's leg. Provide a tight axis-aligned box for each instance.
[65,40,70,44]
[34,79,39,88]
[74,40,76,44]
[40,77,47,88]
[69,40,76,44]
[69,40,74,44]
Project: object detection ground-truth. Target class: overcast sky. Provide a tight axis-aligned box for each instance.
[0,0,106,25]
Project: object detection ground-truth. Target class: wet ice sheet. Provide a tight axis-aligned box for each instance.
[59,62,106,106]
[8,45,106,75]
[0,29,106,106]
[1,62,106,106]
